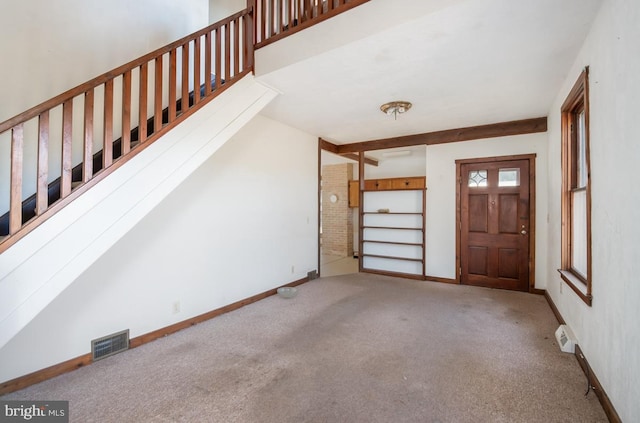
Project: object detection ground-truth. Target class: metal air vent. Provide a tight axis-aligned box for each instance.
[91,329,130,361]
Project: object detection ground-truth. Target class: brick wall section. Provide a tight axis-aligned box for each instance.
[321,163,354,257]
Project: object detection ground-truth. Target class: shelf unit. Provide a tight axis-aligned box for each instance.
[360,178,426,279]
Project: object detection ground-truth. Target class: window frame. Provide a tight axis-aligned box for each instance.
[559,67,592,306]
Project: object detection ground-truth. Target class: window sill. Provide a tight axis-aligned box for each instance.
[558,269,592,306]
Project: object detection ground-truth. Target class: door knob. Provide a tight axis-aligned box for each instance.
[521,229,527,235]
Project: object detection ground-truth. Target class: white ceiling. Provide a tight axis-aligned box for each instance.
[255,0,602,145]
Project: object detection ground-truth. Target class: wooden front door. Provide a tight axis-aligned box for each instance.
[459,158,531,291]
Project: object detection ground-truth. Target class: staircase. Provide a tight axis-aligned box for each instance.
[0,75,278,350]
[0,0,370,252]
[0,8,255,253]
[0,74,222,240]
[0,0,370,358]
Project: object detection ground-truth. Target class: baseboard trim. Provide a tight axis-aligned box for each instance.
[0,276,310,396]
[574,345,622,423]
[130,276,308,348]
[425,275,457,284]
[543,292,621,423]
[543,291,565,325]
[0,353,93,396]
[361,268,425,281]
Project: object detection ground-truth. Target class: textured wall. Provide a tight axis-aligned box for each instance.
[0,113,318,383]
[545,1,640,421]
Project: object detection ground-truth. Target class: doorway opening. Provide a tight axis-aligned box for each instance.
[319,151,359,277]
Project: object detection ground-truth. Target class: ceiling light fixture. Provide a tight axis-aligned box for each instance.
[380,101,412,120]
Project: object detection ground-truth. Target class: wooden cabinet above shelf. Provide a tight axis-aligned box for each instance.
[348,176,426,208]
[364,176,425,191]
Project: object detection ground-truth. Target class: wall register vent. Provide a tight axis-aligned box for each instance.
[555,325,577,353]
[91,329,130,361]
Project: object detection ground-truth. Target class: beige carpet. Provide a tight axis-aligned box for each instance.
[2,273,607,422]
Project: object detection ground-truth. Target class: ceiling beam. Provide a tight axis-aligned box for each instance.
[319,139,379,166]
[319,138,339,153]
[335,117,548,154]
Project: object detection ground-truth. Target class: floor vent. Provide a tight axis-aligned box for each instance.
[307,270,318,280]
[91,329,130,361]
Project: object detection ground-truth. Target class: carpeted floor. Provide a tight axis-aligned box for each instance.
[2,273,608,422]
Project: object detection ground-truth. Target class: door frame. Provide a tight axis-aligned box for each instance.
[455,154,538,293]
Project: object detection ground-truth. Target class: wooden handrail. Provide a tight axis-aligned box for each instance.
[253,0,370,49]
[0,7,254,251]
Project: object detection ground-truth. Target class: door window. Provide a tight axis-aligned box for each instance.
[498,168,520,187]
[468,170,488,187]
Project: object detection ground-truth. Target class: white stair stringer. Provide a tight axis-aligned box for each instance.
[0,74,278,350]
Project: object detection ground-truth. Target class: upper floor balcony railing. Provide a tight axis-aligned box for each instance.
[253,0,370,48]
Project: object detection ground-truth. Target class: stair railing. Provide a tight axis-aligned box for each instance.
[0,7,254,253]
[253,0,370,48]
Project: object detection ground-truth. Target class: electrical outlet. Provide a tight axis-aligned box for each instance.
[172,301,181,314]
[291,265,295,274]
[560,280,563,294]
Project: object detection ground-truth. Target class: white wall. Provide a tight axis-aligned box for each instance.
[546,0,640,421]
[209,0,246,23]
[364,150,426,180]
[425,133,548,283]
[0,0,208,124]
[0,114,318,383]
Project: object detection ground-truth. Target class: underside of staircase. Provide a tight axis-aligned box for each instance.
[0,74,278,350]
